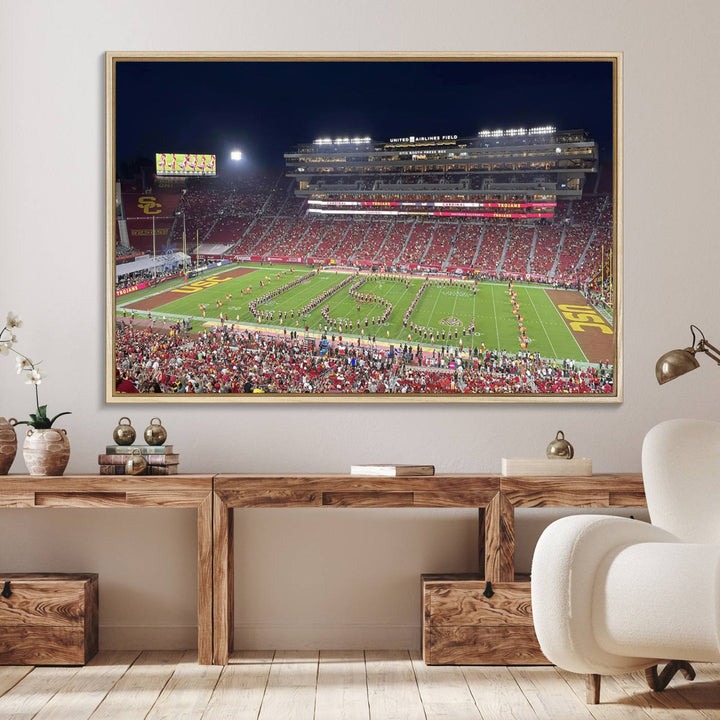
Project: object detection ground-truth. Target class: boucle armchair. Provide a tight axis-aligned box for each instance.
[531,418,720,703]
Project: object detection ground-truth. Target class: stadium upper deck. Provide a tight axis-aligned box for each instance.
[284,126,598,219]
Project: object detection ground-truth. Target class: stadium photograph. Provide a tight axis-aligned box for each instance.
[108,53,621,401]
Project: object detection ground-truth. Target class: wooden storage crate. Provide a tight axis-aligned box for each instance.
[422,573,548,665]
[0,573,98,665]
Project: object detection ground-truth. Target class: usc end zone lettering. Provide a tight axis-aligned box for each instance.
[558,304,612,334]
[171,276,232,294]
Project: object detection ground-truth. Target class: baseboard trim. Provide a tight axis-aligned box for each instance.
[100,625,198,650]
[233,623,421,650]
[99,623,421,650]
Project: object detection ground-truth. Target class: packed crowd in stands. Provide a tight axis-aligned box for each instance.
[115,322,614,395]
[422,223,456,266]
[289,219,325,257]
[553,226,593,283]
[448,223,482,266]
[530,226,563,277]
[352,222,389,263]
[120,167,613,293]
[118,322,614,395]
[306,219,345,258]
[401,222,435,265]
[501,227,535,275]
[374,222,413,264]
[472,226,507,275]
[269,218,314,257]
[332,221,370,260]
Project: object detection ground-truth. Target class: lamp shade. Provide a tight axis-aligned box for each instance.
[655,348,700,385]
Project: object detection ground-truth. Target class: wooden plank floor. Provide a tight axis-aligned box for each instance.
[0,651,717,720]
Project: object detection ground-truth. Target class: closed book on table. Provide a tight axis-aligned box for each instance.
[98,464,179,475]
[98,453,179,466]
[105,444,174,455]
[147,465,179,475]
[350,464,435,477]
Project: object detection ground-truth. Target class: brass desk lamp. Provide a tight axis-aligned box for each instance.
[656,325,720,384]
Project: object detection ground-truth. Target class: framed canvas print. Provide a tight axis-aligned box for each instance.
[106,52,622,403]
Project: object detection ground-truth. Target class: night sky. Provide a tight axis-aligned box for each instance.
[116,59,615,173]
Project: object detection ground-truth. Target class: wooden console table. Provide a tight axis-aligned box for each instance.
[212,473,645,665]
[0,475,214,665]
[1,473,647,666]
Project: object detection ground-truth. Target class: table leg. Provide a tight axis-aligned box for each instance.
[478,507,486,576]
[213,492,234,665]
[483,492,515,582]
[197,493,213,665]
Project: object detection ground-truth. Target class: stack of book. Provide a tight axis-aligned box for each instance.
[98,445,180,475]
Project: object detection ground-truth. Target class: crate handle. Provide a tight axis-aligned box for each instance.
[483,581,494,599]
[1,581,10,599]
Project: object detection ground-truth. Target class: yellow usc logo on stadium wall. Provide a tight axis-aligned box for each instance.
[137,196,162,215]
[557,304,612,334]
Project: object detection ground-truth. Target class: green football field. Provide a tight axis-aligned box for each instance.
[118,264,588,361]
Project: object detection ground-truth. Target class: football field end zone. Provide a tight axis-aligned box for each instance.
[115,262,250,305]
[545,289,614,364]
[122,265,257,312]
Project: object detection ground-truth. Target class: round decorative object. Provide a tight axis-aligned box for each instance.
[0,417,18,475]
[125,448,147,476]
[22,428,70,476]
[546,430,574,459]
[112,416,136,446]
[143,417,167,446]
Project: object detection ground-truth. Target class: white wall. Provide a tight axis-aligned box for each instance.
[1,0,718,650]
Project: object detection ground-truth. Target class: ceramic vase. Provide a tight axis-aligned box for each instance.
[22,428,70,476]
[0,417,17,475]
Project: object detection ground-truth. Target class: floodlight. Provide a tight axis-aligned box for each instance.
[230,150,243,161]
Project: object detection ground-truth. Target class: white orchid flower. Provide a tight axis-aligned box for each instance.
[25,368,46,385]
[6,312,22,329]
[3,310,71,428]
[16,356,33,373]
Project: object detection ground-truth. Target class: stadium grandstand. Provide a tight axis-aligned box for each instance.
[115,125,612,289]
[285,125,596,212]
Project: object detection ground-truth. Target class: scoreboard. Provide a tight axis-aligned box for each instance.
[156,153,216,177]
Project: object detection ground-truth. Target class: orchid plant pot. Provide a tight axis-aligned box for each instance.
[0,417,17,475]
[22,427,70,476]
[1,311,72,475]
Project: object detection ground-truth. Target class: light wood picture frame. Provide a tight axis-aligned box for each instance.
[107,52,622,403]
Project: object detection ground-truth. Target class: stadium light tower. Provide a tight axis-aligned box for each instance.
[174,208,187,276]
[152,216,157,280]
[182,211,187,275]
